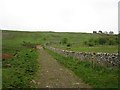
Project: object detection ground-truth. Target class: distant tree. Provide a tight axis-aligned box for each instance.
[93,31,97,33]
[98,30,102,34]
[109,31,114,35]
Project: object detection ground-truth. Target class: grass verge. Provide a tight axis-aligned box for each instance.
[46,48,119,88]
[2,47,38,88]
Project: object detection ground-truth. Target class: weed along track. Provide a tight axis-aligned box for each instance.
[35,45,90,88]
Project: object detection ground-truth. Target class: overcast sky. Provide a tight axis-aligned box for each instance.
[0,0,119,33]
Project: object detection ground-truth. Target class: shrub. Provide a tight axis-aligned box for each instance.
[87,38,95,46]
[88,42,94,47]
[22,41,36,48]
[98,38,107,45]
[108,39,115,45]
[84,41,87,45]
[61,38,68,44]
[66,43,71,47]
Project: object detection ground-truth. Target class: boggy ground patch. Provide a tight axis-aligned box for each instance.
[2,53,14,68]
[2,53,13,60]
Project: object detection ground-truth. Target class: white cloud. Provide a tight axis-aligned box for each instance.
[0,0,119,33]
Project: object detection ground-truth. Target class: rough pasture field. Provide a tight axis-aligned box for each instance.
[2,30,119,88]
[2,30,118,53]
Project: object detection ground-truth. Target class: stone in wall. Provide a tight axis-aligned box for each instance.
[47,46,119,67]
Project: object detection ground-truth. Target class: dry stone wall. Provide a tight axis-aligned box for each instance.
[47,46,119,67]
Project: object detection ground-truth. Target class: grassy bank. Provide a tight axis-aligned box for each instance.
[46,48,119,88]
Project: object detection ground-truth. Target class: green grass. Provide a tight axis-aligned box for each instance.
[2,30,39,88]
[2,30,118,53]
[2,47,38,88]
[71,45,118,53]
[46,48,119,88]
[2,30,118,88]
[53,45,118,53]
